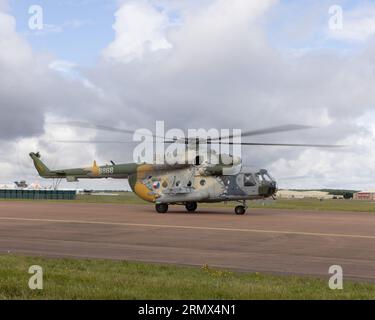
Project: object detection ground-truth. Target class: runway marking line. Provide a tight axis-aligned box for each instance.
[0,216,374,240]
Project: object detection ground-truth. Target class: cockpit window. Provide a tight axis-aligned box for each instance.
[244,174,256,187]
[255,170,275,184]
[262,174,271,182]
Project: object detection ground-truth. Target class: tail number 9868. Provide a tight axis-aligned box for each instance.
[100,167,114,175]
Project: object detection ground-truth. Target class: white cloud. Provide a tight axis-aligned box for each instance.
[49,60,79,78]
[0,6,114,141]
[91,0,375,189]
[0,0,8,11]
[0,12,33,65]
[103,1,173,63]
[271,130,375,190]
[26,20,90,37]
[3,0,375,191]
[328,5,375,42]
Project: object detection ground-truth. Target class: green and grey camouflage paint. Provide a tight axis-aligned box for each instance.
[30,152,276,204]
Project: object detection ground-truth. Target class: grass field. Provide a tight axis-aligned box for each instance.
[250,198,375,213]
[0,255,374,300]
[2,192,375,213]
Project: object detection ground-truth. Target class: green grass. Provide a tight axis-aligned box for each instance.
[0,255,374,300]
[2,192,375,213]
[250,199,375,213]
[75,192,145,205]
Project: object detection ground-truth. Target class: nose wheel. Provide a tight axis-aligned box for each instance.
[155,203,169,214]
[235,201,247,215]
[235,206,246,215]
[185,202,198,213]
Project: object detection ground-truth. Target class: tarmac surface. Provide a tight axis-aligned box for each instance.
[0,201,375,282]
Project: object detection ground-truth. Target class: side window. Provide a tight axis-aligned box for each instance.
[244,174,256,187]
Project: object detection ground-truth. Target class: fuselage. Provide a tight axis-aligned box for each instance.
[29,152,277,204]
[128,166,277,204]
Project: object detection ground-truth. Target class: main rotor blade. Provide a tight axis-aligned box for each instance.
[51,122,317,143]
[168,124,315,144]
[210,124,315,141]
[51,121,135,134]
[51,140,176,144]
[225,142,344,148]
[242,124,316,138]
[52,140,343,148]
[50,121,171,141]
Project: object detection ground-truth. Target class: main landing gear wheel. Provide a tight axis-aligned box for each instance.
[235,205,246,215]
[155,203,169,214]
[185,202,198,213]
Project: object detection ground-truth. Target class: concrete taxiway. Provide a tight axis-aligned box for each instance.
[0,202,374,281]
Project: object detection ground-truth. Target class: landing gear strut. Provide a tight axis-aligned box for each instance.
[235,201,247,215]
[185,202,198,213]
[155,203,169,214]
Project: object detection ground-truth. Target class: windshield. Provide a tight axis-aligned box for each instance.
[255,170,275,184]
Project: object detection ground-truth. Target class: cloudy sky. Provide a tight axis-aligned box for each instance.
[1,0,375,190]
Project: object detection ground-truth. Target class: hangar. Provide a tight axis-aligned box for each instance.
[276,190,343,200]
[353,191,375,201]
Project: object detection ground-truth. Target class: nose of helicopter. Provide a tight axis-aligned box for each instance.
[269,182,278,197]
[263,181,277,197]
[257,170,277,197]
[267,175,278,196]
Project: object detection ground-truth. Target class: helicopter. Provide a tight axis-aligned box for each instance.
[30,123,339,215]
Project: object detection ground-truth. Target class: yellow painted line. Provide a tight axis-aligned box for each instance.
[0,216,374,240]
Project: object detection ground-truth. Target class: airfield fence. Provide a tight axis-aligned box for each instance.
[0,190,76,200]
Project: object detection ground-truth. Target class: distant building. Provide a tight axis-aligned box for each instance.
[14,181,28,188]
[277,190,344,200]
[0,181,51,191]
[353,191,375,201]
[0,183,16,189]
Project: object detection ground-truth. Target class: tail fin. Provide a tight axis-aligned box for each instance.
[29,152,51,177]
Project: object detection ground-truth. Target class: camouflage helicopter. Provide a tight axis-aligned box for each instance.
[30,123,338,215]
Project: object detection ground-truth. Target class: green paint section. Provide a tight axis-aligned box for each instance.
[29,153,51,177]
[128,174,137,191]
[29,153,139,179]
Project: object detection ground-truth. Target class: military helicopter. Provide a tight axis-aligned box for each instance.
[30,123,339,215]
